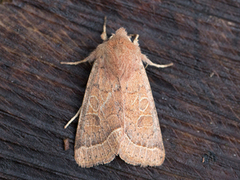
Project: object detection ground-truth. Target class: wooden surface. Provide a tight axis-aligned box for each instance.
[0,0,240,179]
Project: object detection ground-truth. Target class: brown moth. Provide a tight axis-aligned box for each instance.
[62,17,173,168]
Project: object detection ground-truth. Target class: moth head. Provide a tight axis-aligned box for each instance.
[109,27,139,45]
[115,27,128,37]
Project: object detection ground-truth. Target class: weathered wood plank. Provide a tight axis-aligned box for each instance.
[0,0,239,179]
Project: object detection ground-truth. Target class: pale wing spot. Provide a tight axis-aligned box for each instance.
[137,115,153,127]
[89,96,99,111]
[139,97,149,112]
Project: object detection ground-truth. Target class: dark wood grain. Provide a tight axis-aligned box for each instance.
[0,0,239,179]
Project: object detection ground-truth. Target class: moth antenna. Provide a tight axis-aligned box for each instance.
[141,54,173,68]
[60,58,89,65]
[100,16,108,41]
[64,107,81,129]
[61,50,97,65]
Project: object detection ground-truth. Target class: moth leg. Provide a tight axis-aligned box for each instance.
[64,107,81,129]
[61,50,97,65]
[61,17,106,65]
[141,54,173,68]
[100,16,108,41]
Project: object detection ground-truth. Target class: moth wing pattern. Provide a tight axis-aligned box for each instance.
[74,55,123,168]
[62,18,171,167]
[119,60,165,166]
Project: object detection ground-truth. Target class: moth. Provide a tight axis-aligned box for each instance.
[62,17,173,168]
